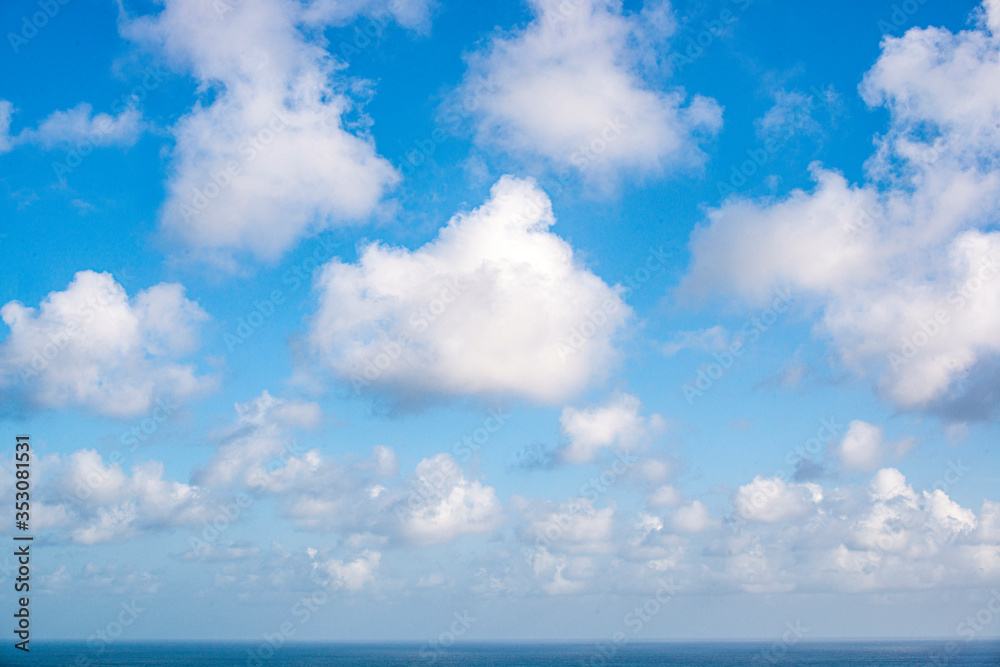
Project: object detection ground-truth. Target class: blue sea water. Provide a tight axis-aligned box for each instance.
[1,641,998,666]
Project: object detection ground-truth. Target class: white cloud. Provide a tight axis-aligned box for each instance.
[559,392,664,464]
[308,176,630,404]
[193,392,502,546]
[733,475,821,523]
[122,0,406,261]
[529,548,588,595]
[453,0,721,182]
[679,1,1000,417]
[302,0,436,30]
[0,101,14,154]
[661,325,729,357]
[401,454,503,545]
[0,101,143,155]
[0,271,213,418]
[194,391,322,490]
[16,103,144,148]
[311,549,381,591]
[838,420,884,472]
[755,88,836,143]
[29,449,211,545]
[518,496,616,555]
[671,500,717,533]
[647,484,682,509]
[868,467,916,503]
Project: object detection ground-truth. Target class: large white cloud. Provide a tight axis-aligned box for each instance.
[680,1,1000,418]
[0,271,213,418]
[122,0,406,261]
[308,176,630,404]
[453,0,721,182]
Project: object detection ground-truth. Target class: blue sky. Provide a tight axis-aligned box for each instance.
[1,0,1000,647]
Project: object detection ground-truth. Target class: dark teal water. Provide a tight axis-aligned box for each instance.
[1,641,998,666]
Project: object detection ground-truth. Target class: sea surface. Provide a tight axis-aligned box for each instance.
[1,641,998,666]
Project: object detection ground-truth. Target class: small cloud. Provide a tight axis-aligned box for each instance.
[792,457,829,482]
[662,325,729,357]
[71,198,96,214]
[756,360,813,392]
[508,441,557,472]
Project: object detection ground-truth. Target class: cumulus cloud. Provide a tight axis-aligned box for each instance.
[661,325,729,357]
[122,0,407,261]
[733,475,822,523]
[400,454,503,545]
[453,0,721,182]
[838,420,884,472]
[24,449,211,545]
[0,271,213,418]
[302,0,436,29]
[0,101,13,154]
[308,176,630,404]
[193,391,502,546]
[194,391,322,490]
[647,484,682,509]
[16,103,144,148]
[310,549,381,590]
[558,392,664,464]
[0,101,144,156]
[680,0,1000,418]
[483,467,1000,597]
[517,496,616,556]
[837,420,914,472]
[671,500,717,533]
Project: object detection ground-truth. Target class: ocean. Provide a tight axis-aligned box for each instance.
[1,641,998,666]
